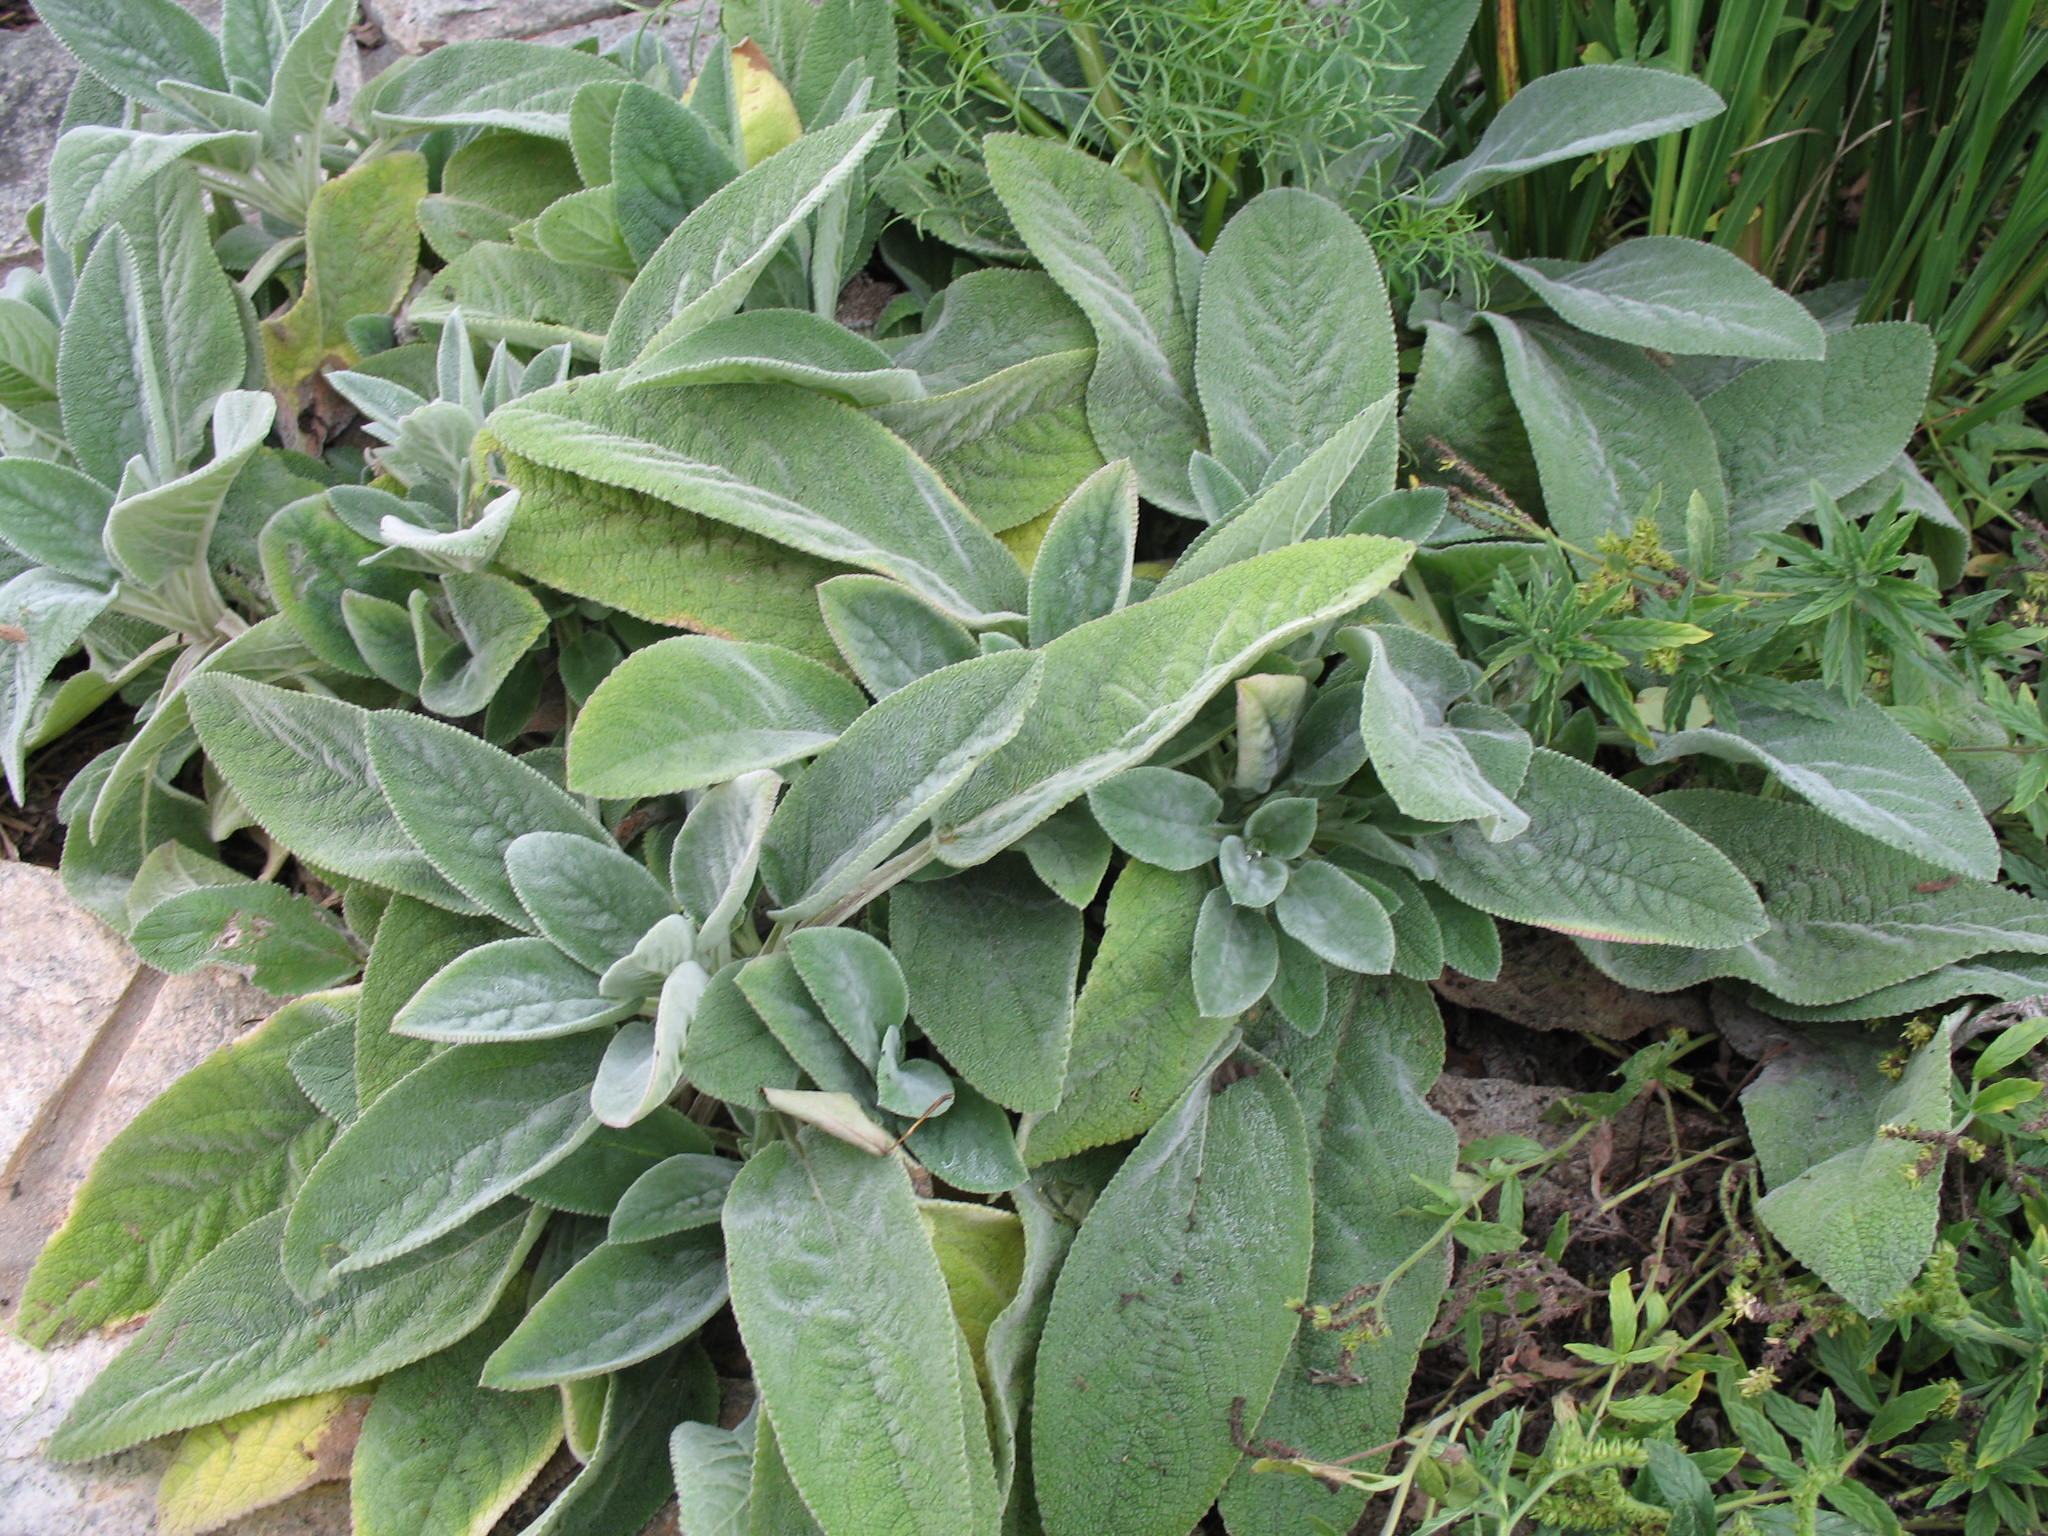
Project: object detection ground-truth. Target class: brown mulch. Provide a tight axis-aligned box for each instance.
[0,700,129,866]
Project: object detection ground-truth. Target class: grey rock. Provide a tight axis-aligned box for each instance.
[0,1330,174,1536]
[0,1322,353,1536]
[0,864,138,1178]
[0,26,80,273]
[0,2,226,273]
[363,0,631,52]
[0,865,279,1314]
[527,0,721,70]
[0,863,313,1536]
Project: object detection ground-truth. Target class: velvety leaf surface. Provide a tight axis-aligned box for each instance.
[1746,1022,1955,1315]
[1196,187,1397,499]
[366,710,609,930]
[263,155,427,389]
[483,1228,728,1387]
[1486,314,1729,563]
[725,1136,994,1536]
[1034,1051,1312,1536]
[102,389,274,586]
[489,375,1024,622]
[411,243,624,359]
[1355,624,1529,840]
[35,0,227,119]
[1427,750,1766,947]
[1642,682,1995,877]
[1221,980,1456,1534]
[497,454,847,665]
[1750,953,2048,1024]
[671,771,781,939]
[157,1389,367,1536]
[890,859,1082,1112]
[1700,323,1936,557]
[627,307,922,406]
[608,1153,739,1241]
[761,650,1043,922]
[507,831,678,974]
[1027,460,1137,647]
[394,937,634,1042]
[59,171,243,486]
[356,898,508,1107]
[521,1349,719,1536]
[47,1203,541,1461]
[281,1033,608,1294]
[288,1022,358,1127]
[1025,862,1223,1163]
[372,39,625,139]
[1155,397,1395,591]
[568,635,865,796]
[186,677,478,912]
[352,1293,564,1536]
[670,1419,754,1536]
[16,994,344,1346]
[888,269,1094,394]
[1426,65,1723,203]
[1498,238,1824,359]
[128,880,361,995]
[0,571,113,799]
[613,83,737,264]
[1579,790,2048,1005]
[870,349,1104,534]
[517,1108,714,1217]
[818,575,978,697]
[605,112,893,365]
[936,536,1414,866]
[984,135,1205,515]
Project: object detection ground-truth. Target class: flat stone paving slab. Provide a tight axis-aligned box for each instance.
[0,862,322,1536]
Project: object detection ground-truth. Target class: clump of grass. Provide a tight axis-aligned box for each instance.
[1459,0,2048,409]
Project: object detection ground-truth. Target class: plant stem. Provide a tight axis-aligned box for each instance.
[1373,1380,1523,1536]
[893,0,1063,140]
[238,235,306,300]
[1197,147,1242,251]
[1598,1137,1748,1216]
[1958,242,2048,375]
[1196,4,1282,250]
[799,841,939,932]
[195,165,298,226]
[1060,3,1167,202]
[1494,0,1521,105]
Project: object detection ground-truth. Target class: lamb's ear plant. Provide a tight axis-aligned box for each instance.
[0,5,916,962]
[31,0,363,240]
[0,152,375,981]
[10,5,2047,1535]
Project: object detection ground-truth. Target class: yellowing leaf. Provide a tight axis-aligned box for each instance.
[263,154,427,390]
[999,504,1057,570]
[731,41,801,165]
[158,1389,370,1536]
[919,1200,1025,1378]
